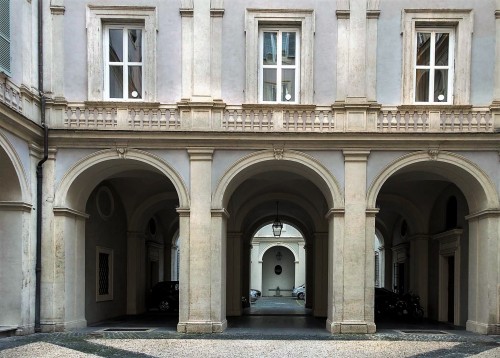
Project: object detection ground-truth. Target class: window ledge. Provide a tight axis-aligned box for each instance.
[397,104,472,111]
[242,103,316,111]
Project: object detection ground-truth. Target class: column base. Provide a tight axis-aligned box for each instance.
[40,318,87,332]
[327,319,376,334]
[177,319,227,333]
[466,320,500,335]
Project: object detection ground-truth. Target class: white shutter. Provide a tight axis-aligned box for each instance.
[0,0,10,75]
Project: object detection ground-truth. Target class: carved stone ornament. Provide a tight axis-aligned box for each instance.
[273,148,284,160]
[116,147,128,159]
[428,149,439,161]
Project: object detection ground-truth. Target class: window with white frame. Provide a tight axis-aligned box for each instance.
[260,29,300,103]
[245,9,314,104]
[96,246,113,302]
[414,29,454,104]
[86,5,157,102]
[401,9,472,105]
[104,25,144,100]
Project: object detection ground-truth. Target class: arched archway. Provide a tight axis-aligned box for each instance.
[367,151,500,334]
[211,149,342,329]
[44,149,189,330]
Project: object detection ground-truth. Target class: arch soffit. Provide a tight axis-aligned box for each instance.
[55,149,189,211]
[246,216,310,244]
[376,193,426,233]
[234,192,325,230]
[259,243,299,262]
[367,151,500,213]
[213,150,343,210]
[128,192,179,231]
[0,132,30,202]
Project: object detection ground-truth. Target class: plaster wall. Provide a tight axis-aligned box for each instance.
[366,151,411,191]
[377,0,495,105]
[63,0,182,102]
[261,246,295,297]
[212,149,256,194]
[304,151,345,192]
[221,0,337,105]
[459,152,500,196]
[54,148,101,186]
[85,183,128,325]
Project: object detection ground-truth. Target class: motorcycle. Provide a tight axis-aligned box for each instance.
[395,292,424,321]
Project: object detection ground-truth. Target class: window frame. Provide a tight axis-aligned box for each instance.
[96,246,114,302]
[245,9,314,105]
[86,5,157,102]
[413,29,455,105]
[259,28,300,104]
[103,24,145,101]
[401,9,473,106]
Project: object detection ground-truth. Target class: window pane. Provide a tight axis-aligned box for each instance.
[262,68,277,101]
[128,66,142,99]
[416,32,430,66]
[263,32,277,65]
[282,32,296,65]
[128,29,142,62]
[99,253,109,295]
[415,69,429,102]
[282,69,295,102]
[109,29,123,62]
[435,33,449,66]
[434,69,448,102]
[109,66,123,98]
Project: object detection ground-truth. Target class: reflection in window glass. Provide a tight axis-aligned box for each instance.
[282,32,296,65]
[282,69,295,102]
[416,32,430,66]
[109,29,123,62]
[263,32,277,65]
[128,29,142,62]
[263,68,277,101]
[435,33,449,66]
[415,69,429,102]
[434,69,448,102]
[129,66,142,99]
[109,66,123,98]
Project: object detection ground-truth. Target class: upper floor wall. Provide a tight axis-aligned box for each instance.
[1,0,499,132]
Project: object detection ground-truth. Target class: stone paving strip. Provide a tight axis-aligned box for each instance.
[0,331,498,357]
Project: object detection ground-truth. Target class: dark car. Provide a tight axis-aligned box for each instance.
[375,287,399,318]
[149,281,179,312]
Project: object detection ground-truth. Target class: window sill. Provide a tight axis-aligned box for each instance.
[242,103,316,111]
[398,104,472,111]
[85,101,161,108]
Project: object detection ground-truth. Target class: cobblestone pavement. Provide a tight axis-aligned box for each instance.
[0,298,498,357]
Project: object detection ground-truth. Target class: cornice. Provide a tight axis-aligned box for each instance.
[0,104,43,142]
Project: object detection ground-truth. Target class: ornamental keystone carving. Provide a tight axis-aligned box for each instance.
[116,147,128,159]
[273,148,284,160]
[428,149,439,160]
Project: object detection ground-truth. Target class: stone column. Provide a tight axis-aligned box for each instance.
[178,149,227,333]
[466,210,500,335]
[313,232,328,317]
[492,6,500,130]
[250,243,262,292]
[409,235,429,316]
[305,243,314,309]
[328,150,374,334]
[126,231,146,315]
[226,232,242,316]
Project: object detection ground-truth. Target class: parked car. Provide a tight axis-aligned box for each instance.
[250,289,261,303]
[149,281,179,312]
[292,284,305,300]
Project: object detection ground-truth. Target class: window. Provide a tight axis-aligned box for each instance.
[245,9,314,104]
[104,25,144,100]
[260,29,300,103]
[96,247,113,301]
[0,0,10,75]
[401,9,472,105]
[414,30,454,104]
[87,5,157,102]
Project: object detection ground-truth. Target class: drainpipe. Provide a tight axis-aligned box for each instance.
[35,0,47,333]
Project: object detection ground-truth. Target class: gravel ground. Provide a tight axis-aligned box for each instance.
[0,331,498,358]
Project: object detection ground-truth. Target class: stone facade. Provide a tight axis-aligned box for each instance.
[0,0,499,336]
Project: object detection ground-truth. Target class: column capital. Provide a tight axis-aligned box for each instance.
[212,208,230,219]
[343,150,370,161]
[187,148,214,160]
[325,208,345,219]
